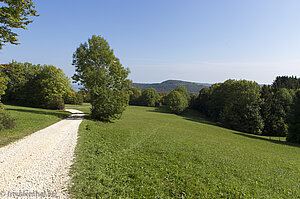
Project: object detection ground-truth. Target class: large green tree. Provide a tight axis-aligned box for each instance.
[0,0,38,49]
[174,86,191,102]
[197,80,263,134]
[37,65,70,109]
[165,90,188,114]
[260,86,295,137]
[272,76,300,91]
[140,88,160,107]
[72,35,131,121]
[287,90,300,143]
[129,87,142,105]
[218,80,263,134]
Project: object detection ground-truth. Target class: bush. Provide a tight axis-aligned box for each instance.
[44,95,65,110]
[165,90,188,114]
[90,88,130,121]
[0,108,15,131]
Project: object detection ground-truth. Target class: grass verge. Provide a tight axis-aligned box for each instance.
[70,105,300,198]
[0,105,70,147]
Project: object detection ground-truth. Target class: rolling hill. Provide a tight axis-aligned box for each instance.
[131,80,211,93]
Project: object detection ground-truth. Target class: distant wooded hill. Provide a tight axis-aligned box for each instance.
[131,80,211,93]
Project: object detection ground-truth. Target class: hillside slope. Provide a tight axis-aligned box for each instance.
[70,106,300,198]
[131,80,210,93]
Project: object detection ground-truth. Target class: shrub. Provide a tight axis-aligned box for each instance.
[43,95,65,110]
[0,66,15,131]
[90,88,130,121]
[0,109,15,131]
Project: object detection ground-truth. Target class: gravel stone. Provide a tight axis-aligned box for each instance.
[0,109,84,198]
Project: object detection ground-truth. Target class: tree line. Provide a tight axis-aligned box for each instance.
[129,76,300,144]
[1,61,84,109]
[195,76,300,143]
[129,86,193,114]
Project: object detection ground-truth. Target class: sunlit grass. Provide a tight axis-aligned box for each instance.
[0,105,70,147]
[65,103,91,114]
[70,105,300,198]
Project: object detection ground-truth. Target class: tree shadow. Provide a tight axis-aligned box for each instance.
[66,113,85,120]
[181,110,217,126]
[233,132,300,148]
[147,106,216,126]
[5,107,70,119]
[146,106,171,114]
[147,106,300,148]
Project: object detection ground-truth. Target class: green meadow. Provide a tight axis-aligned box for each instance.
[0,105,70,147]
[65,103,91,114]
[70,105,300,198]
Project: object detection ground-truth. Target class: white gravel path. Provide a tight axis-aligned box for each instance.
[0,109,84,198]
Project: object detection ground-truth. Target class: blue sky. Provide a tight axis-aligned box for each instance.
[1,0,300,84]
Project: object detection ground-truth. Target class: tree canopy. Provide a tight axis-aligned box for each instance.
[0,0,38,49]
[287,90,300,143]
[72,35,131,121]
[3,61,70,109]
[165,90,188,114]
[272,76,300,90]
[140,88,160,107]
[129,87,142,105]
[196,80,263,134]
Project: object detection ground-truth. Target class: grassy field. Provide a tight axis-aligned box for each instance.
[0,105,70,147]
[70,105,300,198]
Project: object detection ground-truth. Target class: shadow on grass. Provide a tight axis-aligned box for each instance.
[147,106,300,148]
[5,107,70,119]
[233,132,300,148]
[66,114,85,121]
[147,106,216,126]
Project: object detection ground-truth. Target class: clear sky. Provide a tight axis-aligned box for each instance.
[1,0,300,84]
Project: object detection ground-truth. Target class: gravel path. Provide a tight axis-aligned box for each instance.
[0,109,84,198]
